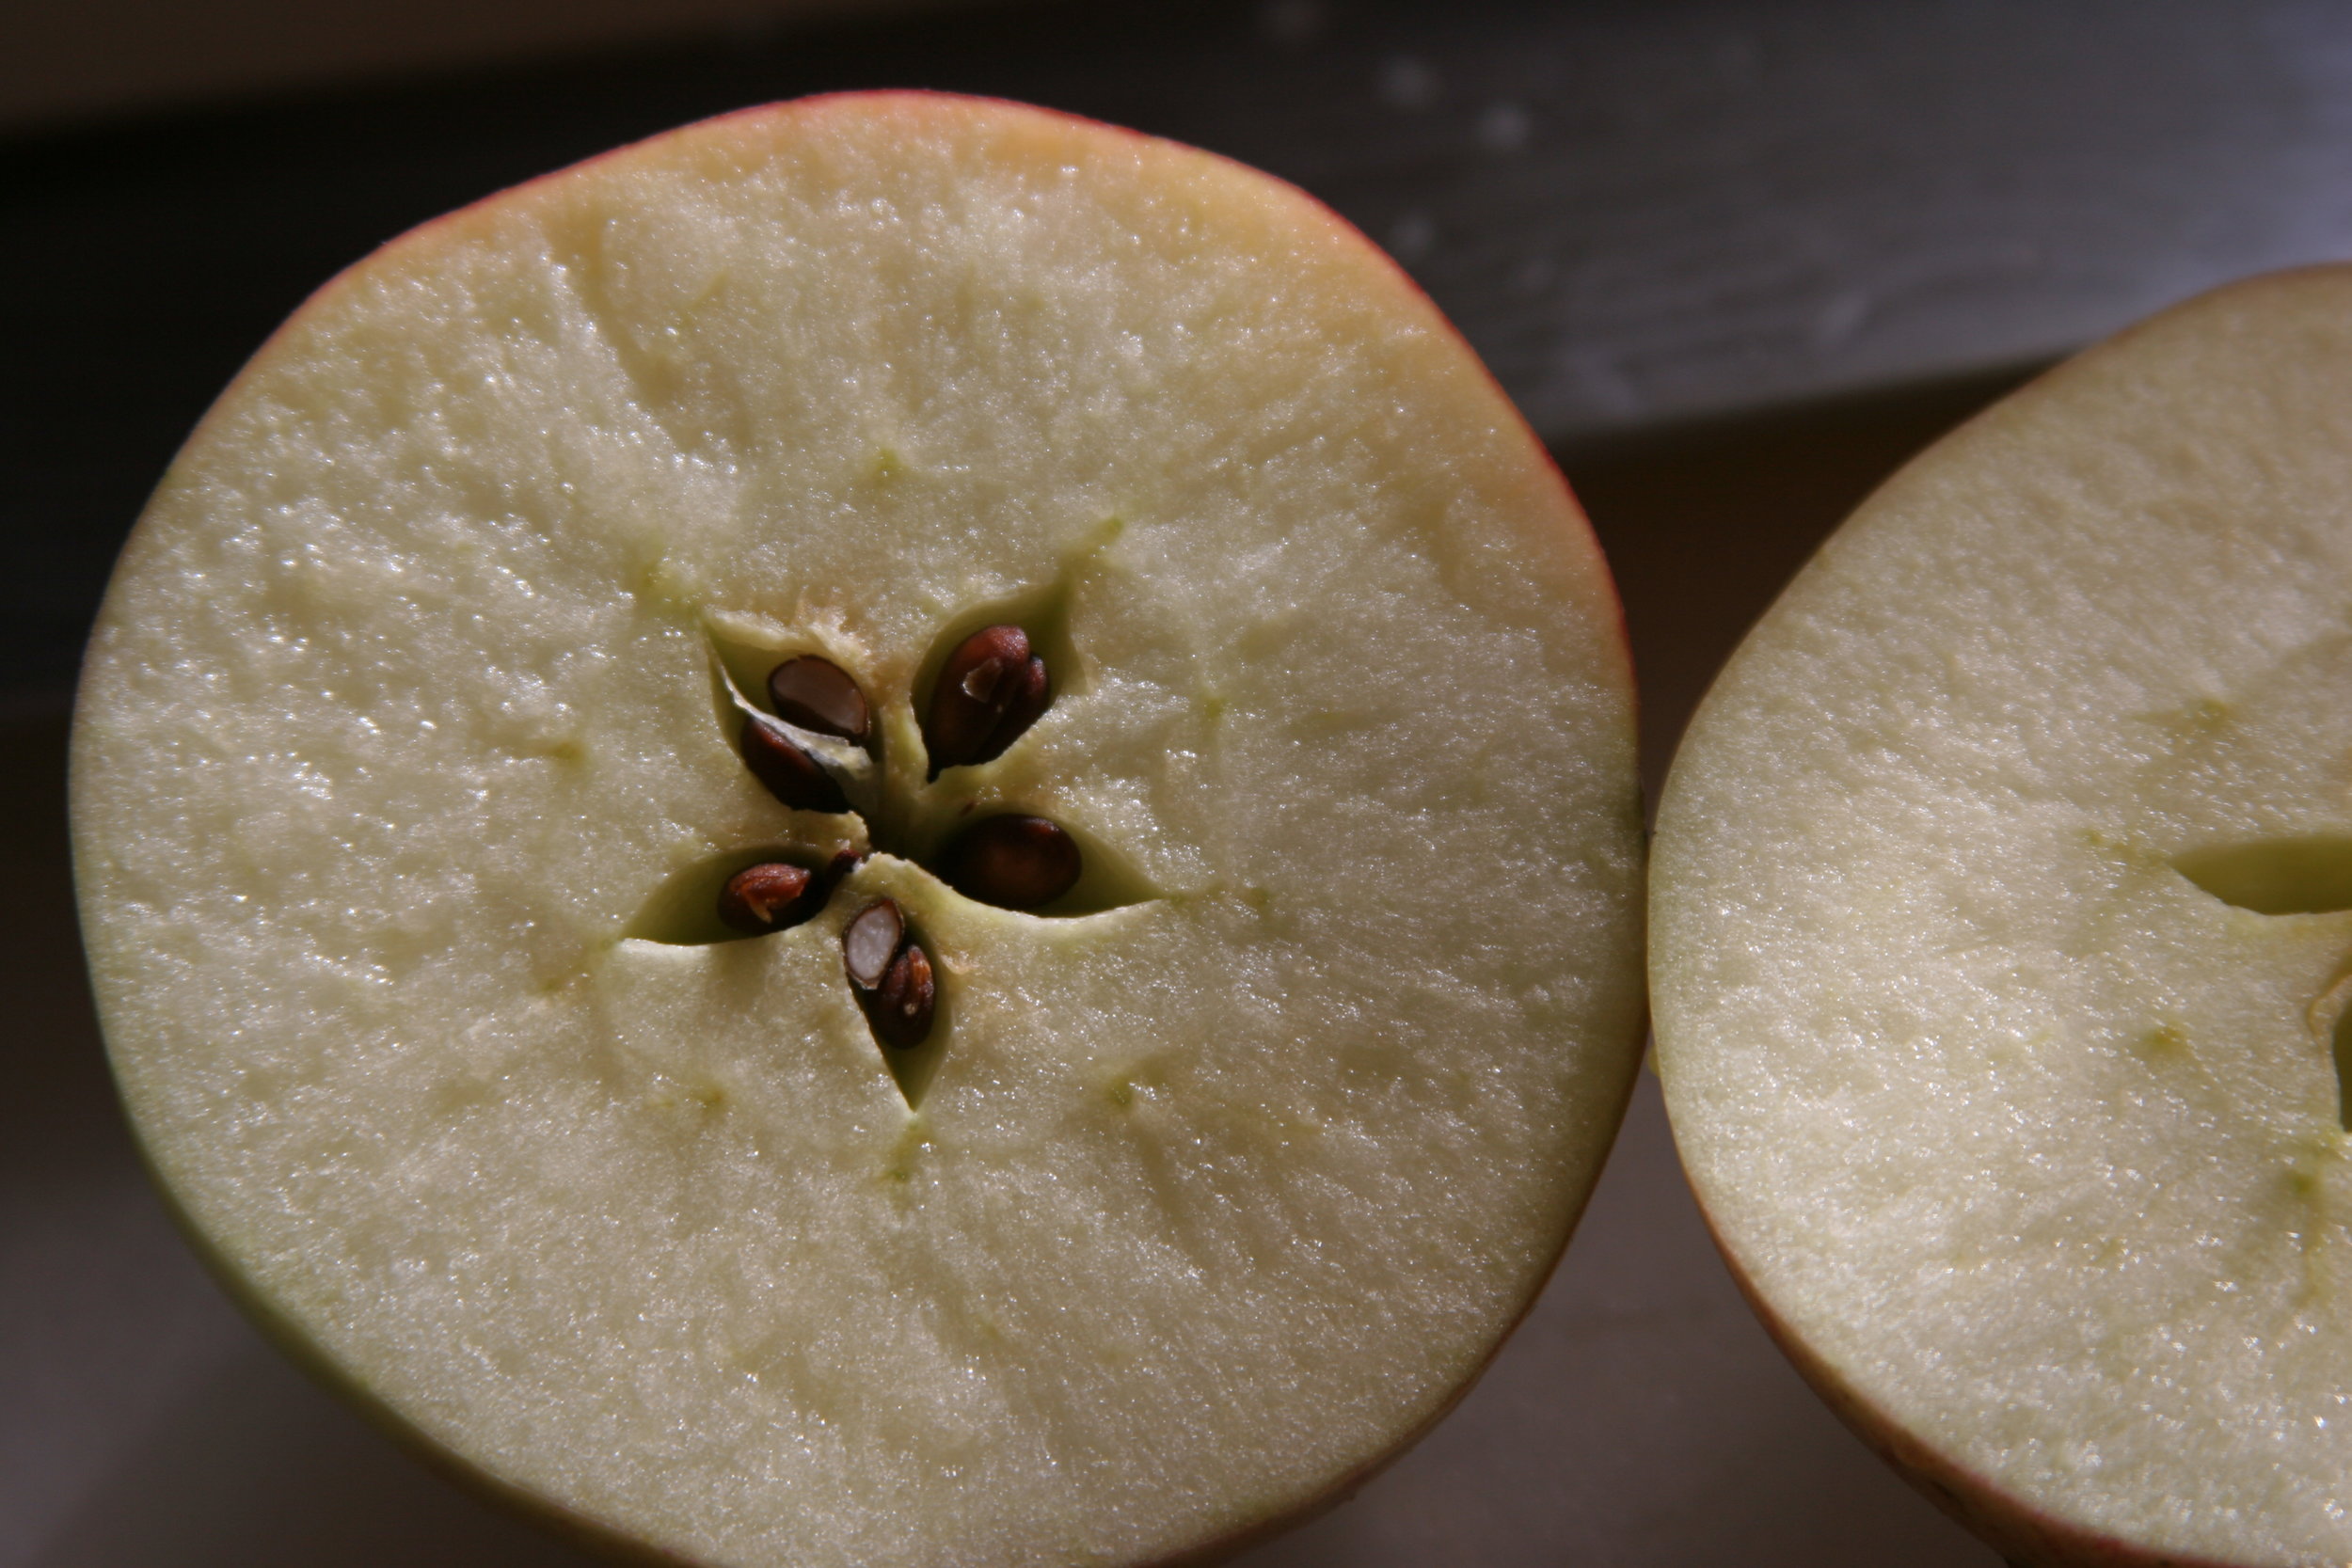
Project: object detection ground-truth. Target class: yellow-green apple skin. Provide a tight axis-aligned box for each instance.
[70,93,1646,1568]
[1654,266,2352,1568]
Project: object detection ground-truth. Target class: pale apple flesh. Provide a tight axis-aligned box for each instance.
[72,95,1645,1568]
[1654,267,2352,1567]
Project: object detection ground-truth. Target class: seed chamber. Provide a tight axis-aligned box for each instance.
[628,586,1161,1106]
[2176,836,2352,1130]
[627,846,852,946]
[2175,838,2352,918]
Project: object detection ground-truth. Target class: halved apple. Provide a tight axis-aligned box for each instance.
[71,93,1645,1567]
[1653,266,2352,1567]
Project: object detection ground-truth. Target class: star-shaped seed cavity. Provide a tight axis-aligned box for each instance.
[683,622,1107,1064]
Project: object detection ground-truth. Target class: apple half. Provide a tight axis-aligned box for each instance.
[70,94,1645,1567]
[1652,266,2352,1567]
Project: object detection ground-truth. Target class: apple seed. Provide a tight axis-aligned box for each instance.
[742,713,850,814]
[842,898,905,990]
[938,815,1083,910]
[842,897,934,1049]
[768,655,871,744]
[716,862,819,935]
[924,625,1051,775]
[872,942,936,1051]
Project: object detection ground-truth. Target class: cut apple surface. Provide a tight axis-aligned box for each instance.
[70,94,1645,1568]
[1652,267,2352,1567]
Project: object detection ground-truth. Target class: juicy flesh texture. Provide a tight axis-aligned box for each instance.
[1654,268,2352,1565]
[71,97,1644,1568]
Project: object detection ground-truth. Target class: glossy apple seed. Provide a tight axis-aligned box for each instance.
[938,815,1083,910]
[871,942,936,1051]
[767,655,870,744]
[992,654,1051,752]
[741,714,850,814]
[842,898,905,990]
[716,862,818,935]
[924,624,1051,775]
[842,897,934,1050]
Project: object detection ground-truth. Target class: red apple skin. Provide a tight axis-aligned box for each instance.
[1692,1203,2250,1568]
[82,89,1647,1568]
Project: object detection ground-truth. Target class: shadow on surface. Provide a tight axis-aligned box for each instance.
[29,1340,603,1568]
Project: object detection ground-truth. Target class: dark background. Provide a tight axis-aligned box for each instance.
[8,3,2348,1562]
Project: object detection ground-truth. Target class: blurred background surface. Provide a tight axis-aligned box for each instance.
[8,3,2349,1562]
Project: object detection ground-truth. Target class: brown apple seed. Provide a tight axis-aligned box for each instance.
[741,714,850,814]
[767,655,870,744]
[938,815,1083,910]
[716,862,818,935]
[841,897,935,1050]
[992,653,1052,758]
[924,624,1051,775]
[871,942,936,1050]
[842,898,905,990]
